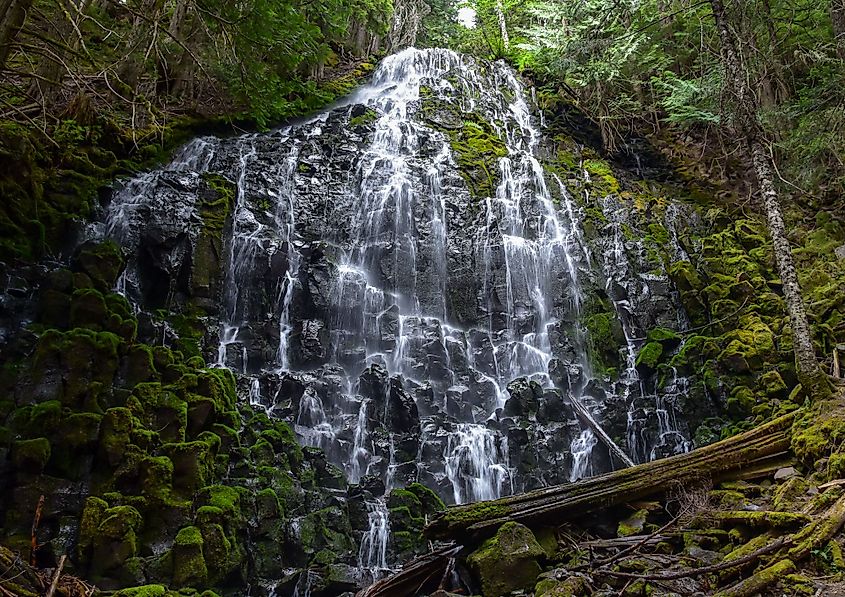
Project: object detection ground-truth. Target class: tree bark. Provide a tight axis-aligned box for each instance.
[833,0,845,61]
[160,0,194,97]
[114,0,164,93]
[495,0,509,50]
[0,0,33,71]
[27,0,92,105]
[388,0,430,51]
[709,0,831,400]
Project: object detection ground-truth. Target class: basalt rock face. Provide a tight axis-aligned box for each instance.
[0,48,743,595]
[96,48,705,511]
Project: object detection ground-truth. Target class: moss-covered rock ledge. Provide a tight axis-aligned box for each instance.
[0,241,363,595]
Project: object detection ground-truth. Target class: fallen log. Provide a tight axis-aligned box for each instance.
[569,394,634,467]
[357,544,462,597]
[713,559,796,597]
[425,410,798,541]
[707,510,810,529]
[713,491,845,596]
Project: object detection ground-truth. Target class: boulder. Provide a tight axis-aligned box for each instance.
[467,521,545,597]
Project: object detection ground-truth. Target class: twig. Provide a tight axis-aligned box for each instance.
[0,97,60,147]
[45,554,66,597]
[584,514,680,570]
[30,495,45,565]
[597,536,791,580]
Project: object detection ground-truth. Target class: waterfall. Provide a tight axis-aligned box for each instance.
[92,46,700,587]
[358,500,391,574]
[445,424,511,504]
[569,429,598,481]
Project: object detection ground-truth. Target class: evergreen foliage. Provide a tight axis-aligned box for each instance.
[422,0,844,201]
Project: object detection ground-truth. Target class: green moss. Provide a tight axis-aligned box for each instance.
[583,159,620,194]
[172,526,208,587]
[635,341,664,372]
[646,327,681,347]
[82,503,143,575]
[584,310,623,376]
[78,496,108,562]
[12,437,51,471]
[176,525,204,546]
[406,482,446,513]
[760,370,788,396]
[773,476,809,511]
[711,510,810,529]
[726,386,757,417]
[32,328,121,406]
[297,506,354,555]
[163,441,214,493]
[131,382,188,442]
[200,485,244,520]
[535,575,590,597]
[72,240,125,292]
[113,586,167,597]
[420,101,507,199]
[617,509,648,537]
[467,522,545,597]
[199,522,237,583]
[140,455,174,503]
[70,288,108,329]
[439,501,512,529]
[792,399,845,465]
[348,108,379,128]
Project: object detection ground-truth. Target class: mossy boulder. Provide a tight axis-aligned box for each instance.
[72,240,125,292]
[11,437,51,472]
[618,508,648,537]
[535,574,591,597]
[172,525,208,587]
[727,386,757,417]
[760,370,788,397]
[32,327,120,407]
[467,521,545,597]
[387,483,446,559]
[79,499,144,577]
[585,310,624,375]
[646,327,682,349]
[635,341,663,374]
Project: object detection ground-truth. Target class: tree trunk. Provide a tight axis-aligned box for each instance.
[27,0,92,105]
[115,0,164,93]
[425,411,798,541]
[495,0,509,51]
[833,0,845,61]
[709,0,831,400]
[569,394,634,467]
[388,0,422,51]
[162,0,194,97]
[0,0,33,71]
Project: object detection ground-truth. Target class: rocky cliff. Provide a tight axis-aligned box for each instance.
[1,47,844,597]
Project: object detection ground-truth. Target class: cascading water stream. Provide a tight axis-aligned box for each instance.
[358,500,390,574]
[91,47,700,588]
